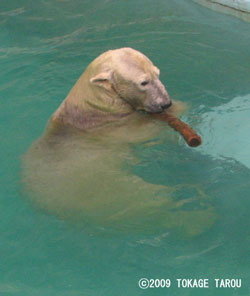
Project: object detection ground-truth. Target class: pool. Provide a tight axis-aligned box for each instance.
[0,0,249,295]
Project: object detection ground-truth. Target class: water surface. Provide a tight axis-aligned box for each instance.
[0,0,249,295]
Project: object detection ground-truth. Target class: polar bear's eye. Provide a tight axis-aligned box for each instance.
[141,81,149,86]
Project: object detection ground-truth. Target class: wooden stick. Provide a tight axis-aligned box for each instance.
[153,112,202,147]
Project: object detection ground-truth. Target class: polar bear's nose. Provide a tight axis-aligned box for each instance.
[161,101,172,110]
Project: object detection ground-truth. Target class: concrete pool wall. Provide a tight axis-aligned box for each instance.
[194,0,250,22]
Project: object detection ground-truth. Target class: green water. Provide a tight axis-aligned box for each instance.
[0,0,250,295]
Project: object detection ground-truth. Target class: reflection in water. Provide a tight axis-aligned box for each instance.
[1,0,249,293]
[198,94,250,168]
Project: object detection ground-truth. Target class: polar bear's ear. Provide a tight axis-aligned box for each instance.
[154,66,160,76]
[90,71,113,90]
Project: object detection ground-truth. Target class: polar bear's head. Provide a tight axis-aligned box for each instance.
[89,48,172,113]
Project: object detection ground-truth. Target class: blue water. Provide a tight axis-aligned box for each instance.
[0,0,250,295]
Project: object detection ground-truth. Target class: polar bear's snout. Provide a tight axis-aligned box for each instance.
[142,78,172,113]
[160,100,172,110]
[145,99,172,113]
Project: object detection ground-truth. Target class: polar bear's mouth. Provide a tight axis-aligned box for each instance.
[142,100,172,114]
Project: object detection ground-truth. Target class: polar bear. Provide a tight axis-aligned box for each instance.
[22,48,216,237]
[50,47,171,130]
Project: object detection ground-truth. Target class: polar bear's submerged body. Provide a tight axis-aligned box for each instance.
[22,48,216,237]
